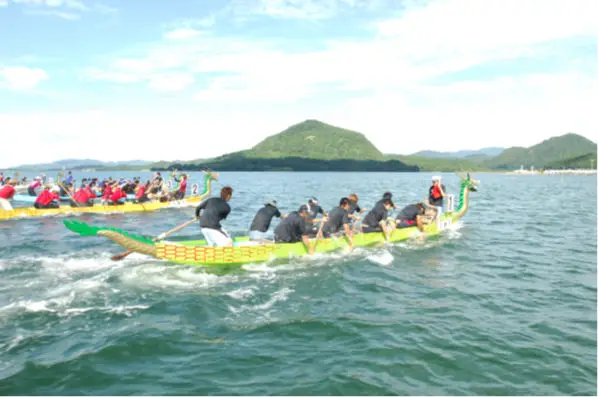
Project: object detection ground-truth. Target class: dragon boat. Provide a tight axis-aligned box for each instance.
[0,171,219,222]
[63,174,479,267]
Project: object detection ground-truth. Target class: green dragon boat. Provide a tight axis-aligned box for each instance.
[64,174,479,266]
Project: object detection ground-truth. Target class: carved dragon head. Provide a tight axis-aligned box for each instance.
[201,169,220,181]
[456,172,479,192]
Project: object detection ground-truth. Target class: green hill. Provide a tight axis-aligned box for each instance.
[388,155,490,172]
[487,133,597,170]
[545,152,597,169]
[245,120,384,160]
[152,120,416,172]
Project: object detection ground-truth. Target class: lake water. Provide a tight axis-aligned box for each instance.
[0,171,596,395]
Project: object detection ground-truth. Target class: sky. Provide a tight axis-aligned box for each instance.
[0,0,596,167]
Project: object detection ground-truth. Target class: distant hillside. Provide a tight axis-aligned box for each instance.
[487,133,597,170]
[152,120,416,172]
[545,152,597,169]
[12,159,153,171]
[388,155,490,172]
[411,147,504,159]
[244,120,384,161]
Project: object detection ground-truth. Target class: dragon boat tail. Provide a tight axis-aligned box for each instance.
[0,171,219,222]
[64,174,479,266]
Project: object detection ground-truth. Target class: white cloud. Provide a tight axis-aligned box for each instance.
[0,0,8,6]
[25,9,80,19]
[164,28,202,40]
[148,72,195,92]
[2,0,596,167]
[229,0,365,20]
[0,66,48,91]
[7,0,116,17]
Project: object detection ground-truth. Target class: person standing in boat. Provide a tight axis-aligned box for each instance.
[195,186,234,247]
[249,200,287,242]
[428,176,446,215]
[0,179,17,210]
[274,205,315,255]
[361,198,394,240]
[65,171,74,185]
[173,173,188,200]
[322,198,354,246]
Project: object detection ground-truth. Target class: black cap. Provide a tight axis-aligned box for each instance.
[298,204,308,213]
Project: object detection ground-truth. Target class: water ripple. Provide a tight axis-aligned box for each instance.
[0,172,595,395]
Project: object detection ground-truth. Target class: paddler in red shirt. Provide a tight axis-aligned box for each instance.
[135,181,150,203]
[85,182,98,204]
[34,185,60,209]
[173,173,188,200]
[71,182,96,207]
[101,182,114,204]
[0,179,17,210]
[109,184,127,205]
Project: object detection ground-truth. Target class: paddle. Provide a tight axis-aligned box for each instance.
[309,216,327,254]
[56,172,79,207]
[110,216,199,261]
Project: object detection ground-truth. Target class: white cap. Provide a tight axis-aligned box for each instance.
[432,175,441,181]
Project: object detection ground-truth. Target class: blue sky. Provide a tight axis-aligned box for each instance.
[0,0,596,167]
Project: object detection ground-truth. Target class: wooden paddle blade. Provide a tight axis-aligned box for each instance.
[111,250,133,261]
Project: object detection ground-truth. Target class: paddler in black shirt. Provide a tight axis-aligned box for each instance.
[376,191,397,209]
[322,197,354,248]
[249,200,287,242]
[395,202,426,241]
[274,205,317,255]
[362,198,394,240]
[395,203,426,232]
[195,186,234,247]
[305,197,327,235]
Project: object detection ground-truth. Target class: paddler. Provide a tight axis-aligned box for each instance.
[27,177,42,196]
[101,181,114,204]
[394,202,426,241]
[108,184,127,205]
[71,182,96,207]
[34,185,60,209]
[361,198,394,240]
[249,200,287,242]
[274,205,316,254]
[305,197,327,236]
[195,186,234,247]
[173,173,188,200]
[428,176,446,215]
[348,194,365,217]
[321,197,353,246]
[134,181,150,203]
[377,192,397,209]
[0,179,17,210]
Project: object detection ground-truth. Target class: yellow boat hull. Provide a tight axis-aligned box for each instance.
[0,196,206,221]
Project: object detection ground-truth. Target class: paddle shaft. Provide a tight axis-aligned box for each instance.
[111,217,199,261]
[56,173,80,207]
[309,216,327,254]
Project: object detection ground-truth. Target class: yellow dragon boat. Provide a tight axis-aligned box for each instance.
[0,171,219,222]
[64,174,479,267]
